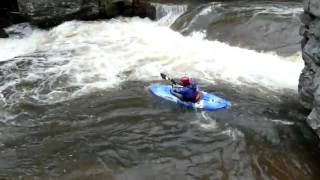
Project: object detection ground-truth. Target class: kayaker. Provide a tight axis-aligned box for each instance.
[170,76,200,102]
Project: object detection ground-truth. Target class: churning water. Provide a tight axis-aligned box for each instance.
[0,1,319,179]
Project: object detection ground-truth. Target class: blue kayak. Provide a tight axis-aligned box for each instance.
[149,84,228,111]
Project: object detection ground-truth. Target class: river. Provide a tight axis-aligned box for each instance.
[0,0,320,179]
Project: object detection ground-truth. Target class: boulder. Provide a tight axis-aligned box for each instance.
[300,0,320,138]
[0,0,24,38]
[0,10,11,28]
[299,37,320,109]
[300,12,315,25]
[306,72,320,134]
[0,0,26,33]
[303,37,320,66]
[309,19,320,37]
[98,0,155,19]
[17,0,100,28]
[305,0,320,17]
[299,66,315,109]
[132,0,156,20]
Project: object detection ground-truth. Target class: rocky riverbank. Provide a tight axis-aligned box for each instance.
[299,0,320,136]
[0,0,156,36]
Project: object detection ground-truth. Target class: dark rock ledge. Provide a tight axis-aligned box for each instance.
[0,0,24,38]
[0,0,156,37]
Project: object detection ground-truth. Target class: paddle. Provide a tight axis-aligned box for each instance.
[160,73,177,84]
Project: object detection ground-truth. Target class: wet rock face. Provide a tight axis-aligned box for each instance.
[17,0,155,28]
[17,0,101,27]
[305,0,320,17]
[1,0,155,34]
[299,0,320,137]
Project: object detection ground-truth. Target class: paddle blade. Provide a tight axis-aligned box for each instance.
[160,73,169,80]
[160,73,177,84]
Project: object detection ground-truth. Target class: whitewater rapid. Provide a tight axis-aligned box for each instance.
[3,3,320,180]
[0,5,303,104]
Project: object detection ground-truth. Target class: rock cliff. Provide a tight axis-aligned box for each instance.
[17,0,155,28]
[299,0,320,136]
[0,0,155,29]
[0,0,24,38]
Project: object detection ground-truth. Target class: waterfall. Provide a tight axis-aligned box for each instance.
[152,3,188,26]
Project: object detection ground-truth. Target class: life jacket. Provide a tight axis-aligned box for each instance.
[193,91,200,102]
[182,84,200,102]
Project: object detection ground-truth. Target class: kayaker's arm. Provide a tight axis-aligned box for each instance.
[172,84,183,91]
[170,87,183,99]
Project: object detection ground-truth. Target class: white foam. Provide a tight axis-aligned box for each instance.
[195,111,218,130]
[0,28,46,62]
[257,6,303,15]
[32,19,303,96]
[153,3,188,26]
[197,2,303,16]
[221,127,244,140]
[271,119,294,125]
[0,15,303,104]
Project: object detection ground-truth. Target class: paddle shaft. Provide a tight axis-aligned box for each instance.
[160,73,177,84]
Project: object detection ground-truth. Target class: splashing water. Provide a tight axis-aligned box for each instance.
[153,3,188,26]
[0,3,319,180]
[0,4,303,104]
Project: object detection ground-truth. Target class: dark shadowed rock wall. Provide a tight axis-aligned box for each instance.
[0,0,155,32]
[16,0,155,28]
[0,0,24,38]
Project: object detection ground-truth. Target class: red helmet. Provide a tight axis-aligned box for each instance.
[180,76,190,86]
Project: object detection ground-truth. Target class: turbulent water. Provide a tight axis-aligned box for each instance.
[0,0,320,179]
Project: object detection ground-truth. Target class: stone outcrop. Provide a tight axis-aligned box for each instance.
[299,0,320,136]
[17,0,100,27]
[17,0,155,28]
[0,0,156,36]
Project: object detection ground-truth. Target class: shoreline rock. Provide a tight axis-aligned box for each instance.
[16,0,156,28]
[0,0,156,35]
[0,0,26,38]
[299,0,320,138]
[0,28,9,38]
[17,0,101,28]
